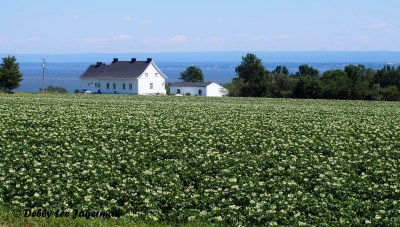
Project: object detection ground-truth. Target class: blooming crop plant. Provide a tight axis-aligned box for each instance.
[1,94,400,225]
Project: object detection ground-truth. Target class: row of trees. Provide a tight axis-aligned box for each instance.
[0,56,23,92]
[225,53,400,101]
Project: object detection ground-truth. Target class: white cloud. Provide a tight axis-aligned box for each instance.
[142,35,189,44]
[253,35,270,41]
[169,35,189,43]
[111,34,133,41]
[141,19,152,24]
[82,34,133,44]
[123,16,132,21]
[83,37,107,44]
[365,22,393,32]
[141,37,162,44]
[238,34,269,41]
[276,34,289,40]
[238,34,289,42]
[366,23,389,29]
[355,35,373,44]
[17,36,43,44]
[206,37,224,43]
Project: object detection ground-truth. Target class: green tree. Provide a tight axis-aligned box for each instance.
[375,65,400,88]
[235,53,268,97]
[179,66,204,82]
[292,76,323,99]
[296,64,320,77]
[343,65,375,100]
[345,64,365,83]
[353,76,374,100]
[165,82,172,95]
[272,65,289,75]
[321,69,352,99]
[225,77,246,97]
[267,74,294,98]
[0,56,23,92]
[379,85,400,101]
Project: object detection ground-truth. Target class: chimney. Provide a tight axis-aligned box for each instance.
[112,58,118,63]
[131,58,136,63]
[96,62,102,67]
[146,58,152,63]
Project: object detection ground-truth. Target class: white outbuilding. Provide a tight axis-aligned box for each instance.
[170,82,228,97]
[79,58,167,95]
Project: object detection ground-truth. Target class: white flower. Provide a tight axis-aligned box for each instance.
[215,216,223,221]
[84,195,91,201]
[229,178,237,183]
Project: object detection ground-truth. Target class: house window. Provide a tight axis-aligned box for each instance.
[106,83,110,89]
[177,89,181,94]
[129,83,132,90]
[98,83,101,88]
[145,73,149,77]
[198,89,202,96]
[155,73,158,77]
[122,83,126,89]
[113,83,116,89]
[150,83,153,89]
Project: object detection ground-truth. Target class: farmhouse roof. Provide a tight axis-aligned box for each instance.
[170,82,213,87]
[80,58,157,79]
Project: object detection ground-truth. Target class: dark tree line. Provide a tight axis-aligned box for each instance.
[226,53,400,101]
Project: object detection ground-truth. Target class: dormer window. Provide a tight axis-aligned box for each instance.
[145,73,149,77]
[155,73,158,77]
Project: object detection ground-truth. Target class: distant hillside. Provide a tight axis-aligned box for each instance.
[2,51,400,63]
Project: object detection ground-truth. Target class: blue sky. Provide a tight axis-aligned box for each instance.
[0,0,399,54]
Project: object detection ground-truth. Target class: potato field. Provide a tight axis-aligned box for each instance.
[1,94,400,225]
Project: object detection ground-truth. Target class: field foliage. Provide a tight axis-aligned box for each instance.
[1,94,400,225]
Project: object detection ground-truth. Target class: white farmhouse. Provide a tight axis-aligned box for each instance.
[170,82,228,97]
[79,58,167,95]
